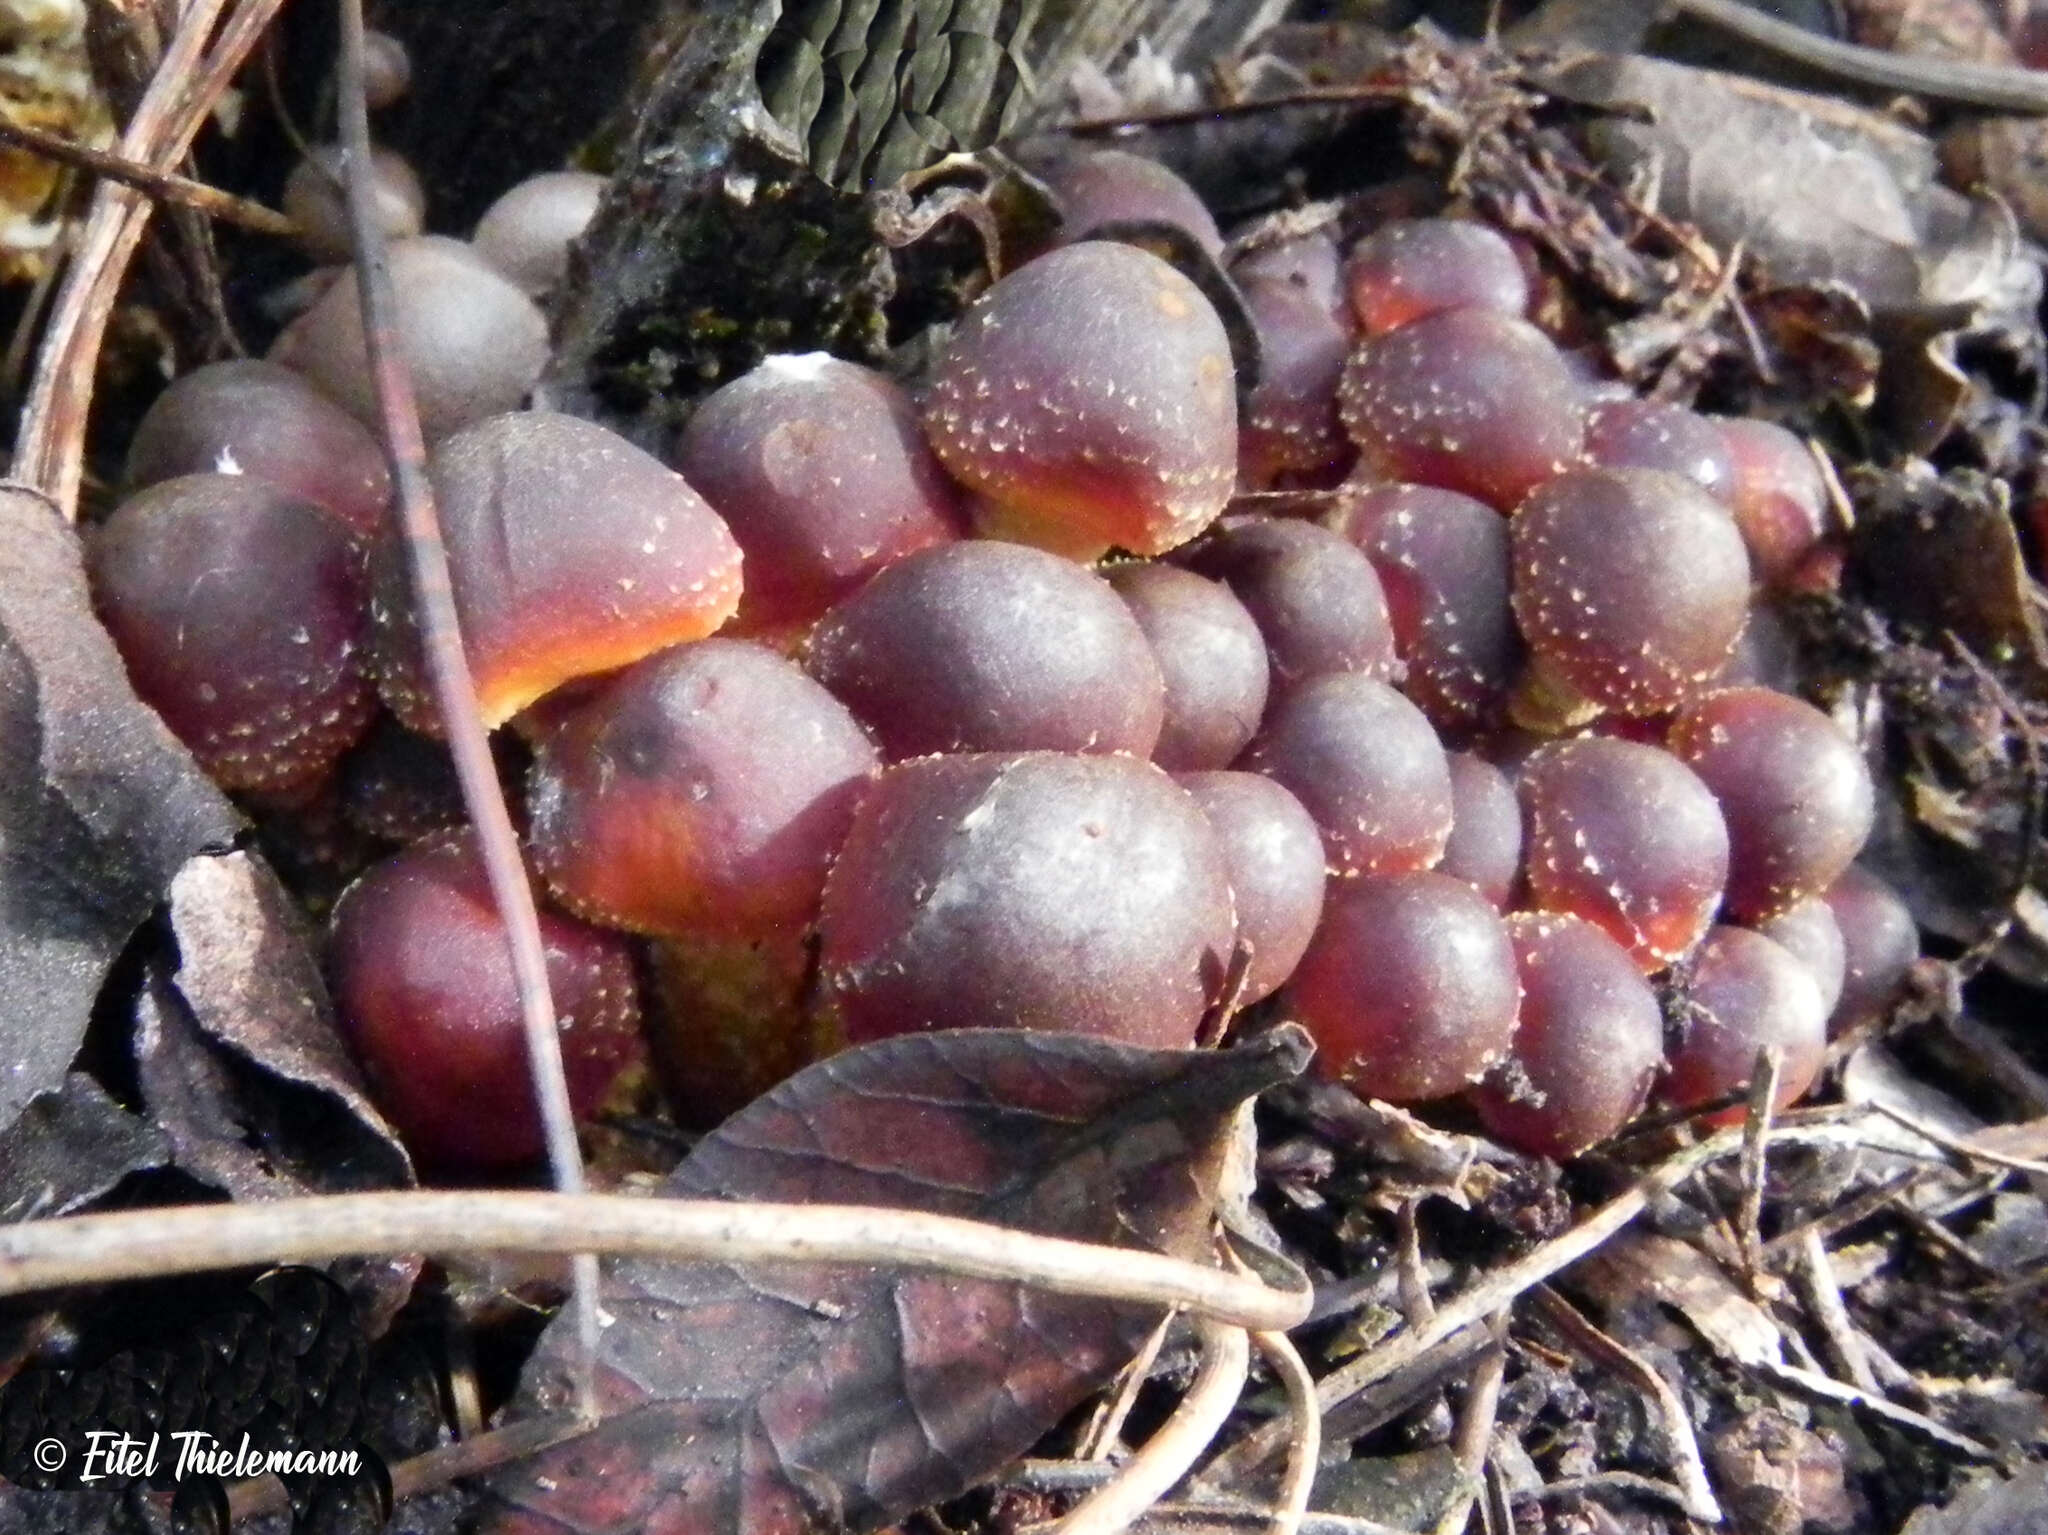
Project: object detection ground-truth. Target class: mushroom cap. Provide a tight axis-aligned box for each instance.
[368,410,743,732]
[328,828,643,1172]
[526,638,879,940]
[124,358,393,540]
[818,752,1235,1048]
[472,170,606,295]
[90,472,374,794]
[923,241,1237,557]
[270,235,548,444]
[282,143,426,264]
[673,353,963,632]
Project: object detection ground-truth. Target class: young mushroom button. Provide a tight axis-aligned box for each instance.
[367,410,743,734]
[923,241,1237,560]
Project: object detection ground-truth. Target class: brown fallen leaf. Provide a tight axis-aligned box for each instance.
[0,485,239,1133]
[1550,51,2038,316]
[1845,464,2048,677]
[136,850,416,1328]
[479,1026,1312,1535]
[0,1072,168,1222]
[157,850,411,1197]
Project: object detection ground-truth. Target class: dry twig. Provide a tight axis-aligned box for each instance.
[1736,1045,1785,1286]
[13,0,288,512]
[228,1411,588,1523]
[0,1192,1311,1330]
[1201,1115,1882,1482]
[1793,1228,1881,1395]
[1527,1287,1723,1524]
[0,113,297,237]
[1050,1320,1251,1535]
[1249,1329,1320,1535]
[332,0,601,1417]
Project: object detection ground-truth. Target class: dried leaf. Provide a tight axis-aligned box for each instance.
[0,1072,168,1222]
[1552,53,2038,316]
[0,485,239,1135]
[139,851,414,1325]
[481,1027,1311,1535]
[1569,1232,1784,1369]
[160,850,410,1193]
[1845,465,2048,676]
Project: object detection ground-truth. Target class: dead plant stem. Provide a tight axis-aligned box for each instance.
[334,0,600,1419]
[0,1191,1312,1331]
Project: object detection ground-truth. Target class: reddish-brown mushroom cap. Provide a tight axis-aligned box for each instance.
[1339,308,1583,511]
[1519,737,1730,972]
[1329,482,1520,733]
[817,752,1235,1048]
[1107,562,1269,771]
[673,353,963,633]
[124,359,393,540]
[327,829,643,1174]
[804,540,1165,761]
[1471,911,1665,1160]
[1181,515,1398,693]
[526,638,879,940]
[923,240,1237,558]
[1287,870,1521,1102]
[1240,672,1454,876]
[1440,751,1523,908]
[1822,865,1919,1034]
[1667,686,1874,921]
[1175,769,1326,1004]
[90,473,374,795]
[1031,149,1224,255]
[1511,467,1752,717]
[1663,926,1828,1123]
[368,410,743,733]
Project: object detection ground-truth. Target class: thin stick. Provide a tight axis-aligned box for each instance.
[1081,1313,1177,1460]
[227,1411,588,1523]
[1793,1229,1880,1395]
[1009,1474,1410,1535]
[1864,1100,2048,1180]
[1670,0,2048,111]
[1526,1287,1722,1524]
[1736,1045,1783,1286]
[1050,1320,1251,1535]
[0,114,298,237]
[333,0,601,1418]
[1200,1117,1878,1483]
[1433,1316,1506,1535]
[0,1192,1311,1331]
[1247,1330,1320,1535]
[1756,1359,1998,1459]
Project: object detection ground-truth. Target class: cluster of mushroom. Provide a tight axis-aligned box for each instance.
[88,130,1920,1176]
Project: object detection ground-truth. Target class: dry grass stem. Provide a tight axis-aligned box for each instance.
[0,1191,1312,1330]
[1202,1116,1883,1482]
[1248,1329,1319,1535]
[1793,1229,1881,1394]
[14,0,288,512]
[1050,1319,1251,1535]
